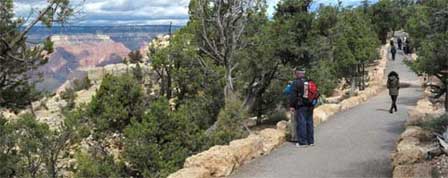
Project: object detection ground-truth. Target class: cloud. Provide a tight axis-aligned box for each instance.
[14,0,189,25]
[14,0,377,26]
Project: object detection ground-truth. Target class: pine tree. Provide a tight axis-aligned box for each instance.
[0,0,73,111]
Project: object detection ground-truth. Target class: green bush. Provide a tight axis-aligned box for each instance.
[416,114,448,133]
[179,96,222,130]
[75,152,126,178]
[0,113,83,178]
[72,76,92,92]
[88,74,145,135]
[132,63,144,82]
[60,88,77,110]
[0,115,19,177]
[403,60,420,75]
[208,97,249,146]
[309,60,339,96]
[123,98,205,178]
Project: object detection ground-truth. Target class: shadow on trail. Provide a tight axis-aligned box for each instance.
[397,96,421,107]
[384,119,406,136]
[335,158,392,178]
[376,108,391,113]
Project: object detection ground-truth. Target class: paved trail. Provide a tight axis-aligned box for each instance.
[231,41,422,178]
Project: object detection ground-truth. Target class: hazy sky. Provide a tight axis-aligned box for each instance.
[14,0,377,26]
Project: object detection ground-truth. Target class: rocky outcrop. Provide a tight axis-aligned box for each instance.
[36,34,130,91]
[139,35,171,60]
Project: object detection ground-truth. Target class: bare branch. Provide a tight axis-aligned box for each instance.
[10,2,57,48]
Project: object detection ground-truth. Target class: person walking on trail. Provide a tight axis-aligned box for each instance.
[391,45,397,61]
[387,71,400,114]
[397,37,403,50]
[289,68,319,148]
[404,38,411,55]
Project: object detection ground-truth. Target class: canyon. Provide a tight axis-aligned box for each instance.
[29,25,178,91]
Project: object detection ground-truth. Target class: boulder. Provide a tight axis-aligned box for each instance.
[167,168,211,178]
[401,126,432,142]
[393,137,425,165]
[75,85,98,106]
[276,121,288,131]
[184,145,237,177]
[228,135,264,166]
[393,163,433,178]
[258,128,286,154]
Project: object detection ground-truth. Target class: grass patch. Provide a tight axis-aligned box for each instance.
[403,60,421,75]
[416,114,448,133]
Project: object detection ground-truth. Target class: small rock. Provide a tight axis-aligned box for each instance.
[276,121,288,131]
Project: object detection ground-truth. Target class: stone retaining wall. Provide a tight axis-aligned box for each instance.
[167,44,390,178]
[392,96,444,178]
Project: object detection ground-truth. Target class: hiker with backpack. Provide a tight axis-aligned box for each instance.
[387,71,400,114]
[289,68,319,148]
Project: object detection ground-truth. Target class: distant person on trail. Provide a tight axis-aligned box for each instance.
[391,45,397,61]
[387,71,400,114]
[404,38,411,55]
[397,37,403,50]
[289,68,319,148]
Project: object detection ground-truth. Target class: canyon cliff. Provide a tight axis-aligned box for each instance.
[36,35,130,91]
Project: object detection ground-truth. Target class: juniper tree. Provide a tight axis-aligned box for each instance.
[0,0,73,111]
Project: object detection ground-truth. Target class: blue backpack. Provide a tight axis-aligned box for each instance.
[283,82,293,95]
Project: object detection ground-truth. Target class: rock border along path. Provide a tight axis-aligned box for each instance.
[229,36,422,178]
[391,96,444,178]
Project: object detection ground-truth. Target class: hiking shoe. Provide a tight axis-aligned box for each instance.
[295,143,308,148]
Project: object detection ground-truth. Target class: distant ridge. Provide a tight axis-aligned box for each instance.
[26,25,181,50]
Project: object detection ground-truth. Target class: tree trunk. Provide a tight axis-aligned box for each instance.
[166,69,172,100]
[350,77,357,97]
[224,67,235,99]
